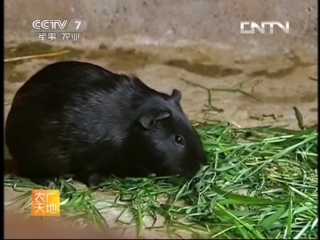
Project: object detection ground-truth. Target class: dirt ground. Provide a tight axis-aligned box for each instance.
[4,40,318,238]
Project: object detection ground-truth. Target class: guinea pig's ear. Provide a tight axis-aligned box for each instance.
[169,89,182,103]
[139,110,170,129]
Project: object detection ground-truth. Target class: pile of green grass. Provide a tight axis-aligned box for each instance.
[4,123,318,239]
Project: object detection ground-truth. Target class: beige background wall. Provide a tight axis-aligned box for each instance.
[4,0,318,54]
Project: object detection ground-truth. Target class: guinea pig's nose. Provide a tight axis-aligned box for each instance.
[200,153,207,165]
[190,164,201,175]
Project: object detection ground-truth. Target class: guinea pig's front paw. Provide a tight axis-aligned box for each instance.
[29,177,52,187]
[81,173,106,188]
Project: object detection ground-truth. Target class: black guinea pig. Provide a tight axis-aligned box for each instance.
[5,61,207,187]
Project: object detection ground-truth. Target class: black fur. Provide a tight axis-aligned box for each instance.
[5,61,207,187]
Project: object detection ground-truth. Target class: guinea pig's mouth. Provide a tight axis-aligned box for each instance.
[137,166,154,176]
[179,165,202,179]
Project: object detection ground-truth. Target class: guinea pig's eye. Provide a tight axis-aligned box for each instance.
[174,135,185,146]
